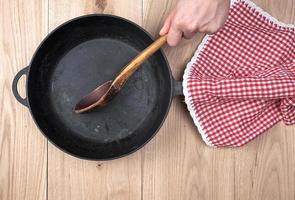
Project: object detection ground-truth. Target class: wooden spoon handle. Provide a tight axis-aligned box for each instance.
[112,35,168,88]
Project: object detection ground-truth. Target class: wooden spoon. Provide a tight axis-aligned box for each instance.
[74,35,167,113]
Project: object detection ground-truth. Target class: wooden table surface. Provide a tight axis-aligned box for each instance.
[0,0,294,199]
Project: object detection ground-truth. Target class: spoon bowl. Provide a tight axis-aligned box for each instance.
[74,81,113,113]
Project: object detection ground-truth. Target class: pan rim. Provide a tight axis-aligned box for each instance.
[25,14,174,161]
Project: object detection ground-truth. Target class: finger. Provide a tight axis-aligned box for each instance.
[159,13,174,35]
[167,26,183,46]
[199,22,220,33]
[198,22,210,33]
[183,31,195,39]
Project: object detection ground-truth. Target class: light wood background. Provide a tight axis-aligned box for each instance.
[0,0,294,199]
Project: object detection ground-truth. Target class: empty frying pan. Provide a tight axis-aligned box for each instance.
[12,14,183,160]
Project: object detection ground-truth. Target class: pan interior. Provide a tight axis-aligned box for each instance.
[28,16,172,159]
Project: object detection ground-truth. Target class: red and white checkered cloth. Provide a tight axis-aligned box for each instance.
[183,0,295,147]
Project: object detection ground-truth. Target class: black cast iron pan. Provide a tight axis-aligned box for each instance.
[12,14,183,160]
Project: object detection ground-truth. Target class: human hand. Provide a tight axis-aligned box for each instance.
[160,0,230,46]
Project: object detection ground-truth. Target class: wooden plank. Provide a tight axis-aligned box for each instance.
[48,0,142,30]
[142,1,227,200]
[47,1,143,200]
[0,0,48,200]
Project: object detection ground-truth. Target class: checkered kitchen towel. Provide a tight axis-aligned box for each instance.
[183,0,295,147]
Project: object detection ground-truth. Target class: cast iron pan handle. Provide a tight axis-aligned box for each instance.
[12,66,29,107]
[173,79,183,96]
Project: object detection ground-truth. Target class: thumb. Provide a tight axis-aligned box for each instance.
[167,26,182,46]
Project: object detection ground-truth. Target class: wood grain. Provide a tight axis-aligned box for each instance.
[0,0,48,200]
[113,35,167,86]
[0,0,294,200]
